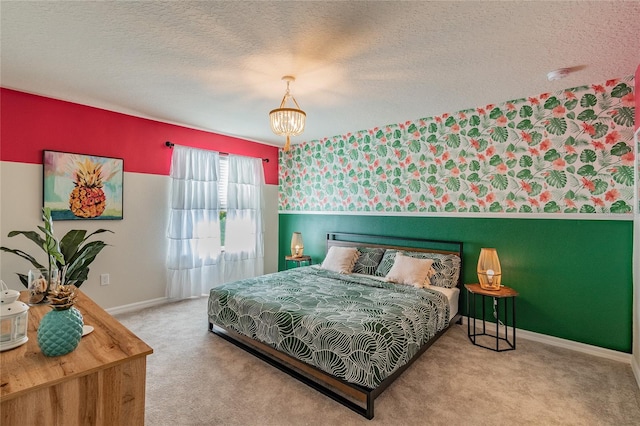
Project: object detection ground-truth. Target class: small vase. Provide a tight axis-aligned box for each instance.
[27,268,59,305]
[37,307,83,357]
[27,269,48,305]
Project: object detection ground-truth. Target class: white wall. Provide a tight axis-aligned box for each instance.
[0,161,279,309]
[263,184,279,275]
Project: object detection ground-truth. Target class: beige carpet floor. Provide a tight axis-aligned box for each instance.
[116,297,640,425]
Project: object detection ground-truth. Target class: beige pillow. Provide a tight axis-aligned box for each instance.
[321,246,360,274]
[384,252,434,288]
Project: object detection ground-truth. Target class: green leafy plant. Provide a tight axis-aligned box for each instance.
[0,207,113,288]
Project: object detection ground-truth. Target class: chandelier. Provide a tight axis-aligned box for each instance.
[269,76,306,151]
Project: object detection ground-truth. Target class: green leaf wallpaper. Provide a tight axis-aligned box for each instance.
[279,76,636,215]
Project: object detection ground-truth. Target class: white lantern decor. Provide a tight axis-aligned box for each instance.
[0,280,30,351]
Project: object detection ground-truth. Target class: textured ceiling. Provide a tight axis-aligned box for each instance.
[2,1,639,148]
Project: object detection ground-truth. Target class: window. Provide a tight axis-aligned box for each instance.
[218,155,228,247]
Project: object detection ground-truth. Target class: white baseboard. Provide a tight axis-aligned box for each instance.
[632,355,640,389]
[106,297,169,315]
[461,317,632,364]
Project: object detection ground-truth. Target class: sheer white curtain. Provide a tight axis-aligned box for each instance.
[223,155,265,283]
[166,146,223,299]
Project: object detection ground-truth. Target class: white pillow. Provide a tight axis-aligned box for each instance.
[321,246,360,274]
[384,252,434,288]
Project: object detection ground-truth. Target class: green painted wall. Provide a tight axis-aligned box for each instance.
[278,214,633,352]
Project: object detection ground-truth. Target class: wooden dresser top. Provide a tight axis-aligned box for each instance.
[1,290,153,401]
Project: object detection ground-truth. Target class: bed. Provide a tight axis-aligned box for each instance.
[208,232,463,419]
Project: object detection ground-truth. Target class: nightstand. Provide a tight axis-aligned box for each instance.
[285,255,312,269]
[465,283,518,352]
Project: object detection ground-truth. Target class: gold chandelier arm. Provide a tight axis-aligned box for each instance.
[279,94,288,108]
[290,96,302,110]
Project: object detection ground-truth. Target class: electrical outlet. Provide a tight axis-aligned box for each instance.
[100,273,110,286]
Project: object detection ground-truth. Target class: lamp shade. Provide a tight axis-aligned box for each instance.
[290,232,304,258]
[477,248,501,291]
[0,280,29,351]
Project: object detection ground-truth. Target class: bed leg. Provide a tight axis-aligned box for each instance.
[366,394,374,419]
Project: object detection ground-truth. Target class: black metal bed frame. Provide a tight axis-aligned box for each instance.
[208,232,464,419]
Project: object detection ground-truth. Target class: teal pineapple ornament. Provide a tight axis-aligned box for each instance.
[37,285,83,357]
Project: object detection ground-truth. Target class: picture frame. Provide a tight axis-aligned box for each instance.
[43,150,124,220]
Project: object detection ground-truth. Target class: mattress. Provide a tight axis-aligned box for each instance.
[431,286,460,321]
[208,266,451,388]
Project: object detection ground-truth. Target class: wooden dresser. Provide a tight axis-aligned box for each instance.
[1,290,153,425]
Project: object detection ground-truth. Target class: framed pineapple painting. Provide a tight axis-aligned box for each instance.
[43,151,124,220]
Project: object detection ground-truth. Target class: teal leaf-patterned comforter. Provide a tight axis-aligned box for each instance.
[208,266,450,388]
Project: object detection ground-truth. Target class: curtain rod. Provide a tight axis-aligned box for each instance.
[165,141,269,163]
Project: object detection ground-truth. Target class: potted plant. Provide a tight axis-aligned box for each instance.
[0,207,113,292]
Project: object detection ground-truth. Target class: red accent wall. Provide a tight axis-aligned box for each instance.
[0,88,279,184]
